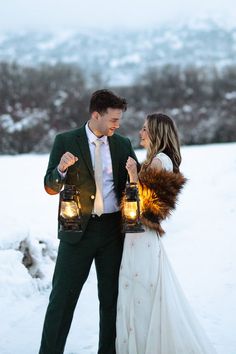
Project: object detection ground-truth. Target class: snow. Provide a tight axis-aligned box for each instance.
[225,91,236,100]
[0,143,236,354]
[0,110,48,133]
[110,53,142,68]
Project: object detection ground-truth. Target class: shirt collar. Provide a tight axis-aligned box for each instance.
[85,122,108,145]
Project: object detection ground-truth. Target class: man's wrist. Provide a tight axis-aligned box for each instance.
[57,165,67,178]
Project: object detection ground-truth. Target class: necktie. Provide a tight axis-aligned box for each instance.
[93,139,104,216]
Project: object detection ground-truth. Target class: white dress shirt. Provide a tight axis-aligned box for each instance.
[85,123,119,214]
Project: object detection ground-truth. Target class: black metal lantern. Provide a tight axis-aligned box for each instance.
[58,184,82,232]
[122,182,145,233]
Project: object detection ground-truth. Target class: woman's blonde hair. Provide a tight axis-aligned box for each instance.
[144,113,181,173]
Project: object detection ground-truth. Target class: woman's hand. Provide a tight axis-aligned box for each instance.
[126,156,138,183]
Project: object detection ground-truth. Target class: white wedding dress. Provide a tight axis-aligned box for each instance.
[116,153,216,354]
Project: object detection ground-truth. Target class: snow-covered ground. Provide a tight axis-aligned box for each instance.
[0,143,236,354]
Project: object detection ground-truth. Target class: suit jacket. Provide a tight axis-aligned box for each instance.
[44,124,138,244]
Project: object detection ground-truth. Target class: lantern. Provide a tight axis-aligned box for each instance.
[122,182,145,233]
[58,184,82,232]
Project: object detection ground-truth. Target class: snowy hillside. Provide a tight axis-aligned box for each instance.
[0,143,236,353]
[0,17,236,85]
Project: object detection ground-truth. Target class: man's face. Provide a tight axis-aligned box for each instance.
[96,108,122,136]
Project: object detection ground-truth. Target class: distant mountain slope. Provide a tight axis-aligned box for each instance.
[0,18,235,85]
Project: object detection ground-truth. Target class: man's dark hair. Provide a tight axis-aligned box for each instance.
[89,89,127,114]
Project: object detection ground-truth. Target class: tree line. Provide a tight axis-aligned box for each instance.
[0,62,235,153]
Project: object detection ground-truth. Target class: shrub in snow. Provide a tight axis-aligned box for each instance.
[19,237,57,279]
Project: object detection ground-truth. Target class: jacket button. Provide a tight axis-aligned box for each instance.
[91,195,95,200]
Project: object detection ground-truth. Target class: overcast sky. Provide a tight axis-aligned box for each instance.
[0,0,235,31]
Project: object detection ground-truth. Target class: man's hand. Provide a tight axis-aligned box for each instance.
[58,152,78,172]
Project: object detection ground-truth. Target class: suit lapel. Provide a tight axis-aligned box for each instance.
[76,125,94,178]
[108,135,119,189]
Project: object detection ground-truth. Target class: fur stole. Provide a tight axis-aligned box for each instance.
[123,168,187,236]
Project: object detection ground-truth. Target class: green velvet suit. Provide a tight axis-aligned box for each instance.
[39,124,137,354]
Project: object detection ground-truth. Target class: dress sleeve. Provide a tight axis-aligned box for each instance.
[155,153,173,172]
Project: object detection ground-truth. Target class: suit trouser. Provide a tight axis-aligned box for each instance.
[39,212,123,354]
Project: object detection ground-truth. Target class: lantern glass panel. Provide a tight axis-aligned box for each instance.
[60,200,79,219]
[122,182,145,233]
[58,184,82,232]
[123,201,138,221]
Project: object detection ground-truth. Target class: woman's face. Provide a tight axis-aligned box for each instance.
[139,120,150,149]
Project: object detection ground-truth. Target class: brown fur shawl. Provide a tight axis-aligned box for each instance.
[125,168,187,236]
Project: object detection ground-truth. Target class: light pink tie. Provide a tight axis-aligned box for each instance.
[93,139,104,216]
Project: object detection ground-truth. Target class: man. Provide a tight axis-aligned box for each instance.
[39,89,138,354]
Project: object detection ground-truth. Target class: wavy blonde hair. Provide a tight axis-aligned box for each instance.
[144,113,181,173]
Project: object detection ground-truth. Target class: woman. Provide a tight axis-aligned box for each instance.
[116,113,217,354]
